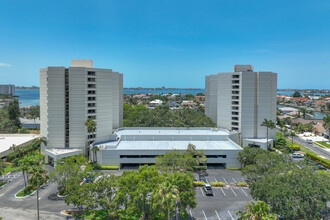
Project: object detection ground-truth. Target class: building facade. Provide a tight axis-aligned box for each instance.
[40,60,123,156]
[205,65,277,149]
[0,84,15,96]
[93,127,243,169]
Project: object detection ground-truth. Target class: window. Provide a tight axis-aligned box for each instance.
[88,84,96,88]
[232,106,239,110]
[88,97,96,101]
[232,101,239,105]
[232,75,239,78]
[232,80,240,84]
[232,91,239,94]
[232,96,239,100]
[88,90,96,95]
[232,117,239,120]
[88,134,96,139]
[88,78,96,82]
[232,122,239,126]
[206,155,227,158]
[87,71,95,76]
[232,85,239,89]
[232,111,239,115]
[88,116,96,119]
[232,127,239,131]
[88,109,96,114]
[88,103,96,107]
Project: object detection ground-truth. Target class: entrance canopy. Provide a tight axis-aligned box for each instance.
[45,148,82,166]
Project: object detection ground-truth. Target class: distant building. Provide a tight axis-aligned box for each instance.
[149,99,163,108]
[40,59,123,161]
[205,65,277,149]
[0,84,15,96]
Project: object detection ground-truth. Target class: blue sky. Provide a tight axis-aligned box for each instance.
[0,0,329,89]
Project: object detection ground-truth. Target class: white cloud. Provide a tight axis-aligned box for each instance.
[0,63,11,67]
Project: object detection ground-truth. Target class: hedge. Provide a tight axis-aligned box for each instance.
[93,164,120,170]
[193,166,207,171]
[290,145,301,151]
[236,182,248,187]
[193,181,205,187]
[227,168,241,170]
[210,182,226,187]
[305,152,330,169]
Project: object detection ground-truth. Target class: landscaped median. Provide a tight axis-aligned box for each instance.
[15,185,38,198]
[0,181,8,188]
[315,141,330,149]
[92,164,119,170]
[193,181,248,187]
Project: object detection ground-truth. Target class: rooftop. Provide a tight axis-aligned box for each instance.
[0,134,39,154]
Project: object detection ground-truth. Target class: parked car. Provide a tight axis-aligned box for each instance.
[203,183,214,196]
[306,139,313,144]
[316,164,327,170]
[291,153,304,158]
[199,175,206,182]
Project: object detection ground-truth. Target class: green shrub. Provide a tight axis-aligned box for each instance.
[290,145,300,151]
[236,182,248,187]
[193,166,207,171]
[306,152,330,169]
[97,165,119,170]
[227,167,241,170]
[210,182,226,187]
[11,158,20,167]
[193,181,205,187]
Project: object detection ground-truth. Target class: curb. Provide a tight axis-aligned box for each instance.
[14,183,45,198]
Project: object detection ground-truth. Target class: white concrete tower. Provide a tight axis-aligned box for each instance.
[40,59,123,157]
[205,65,277,149]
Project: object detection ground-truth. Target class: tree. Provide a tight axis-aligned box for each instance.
[28,105,40,130]
[19,155,36,188]
[236,201,277,220]
[238,147,266,167]
[153,180,179,220]
[323,114,330,137]
[288,130,297,148]
[184,144,207,168]
[8,99,21,128]
[29,162,48,220]
[260,119,275,149]
[292,91,302,97]
[84,118,96,155]
[0,159,5,175]
[91,146,100,163]
[156,150,185,173]
[39,137,47,153]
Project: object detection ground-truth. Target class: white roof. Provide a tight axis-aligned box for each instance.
[45,148,82,159]
[101,140,242,151]
[150,99,163,104]
[115,128,230,136]
[244,138,273,143]
[0,135,39,154]
[279,107,298,112]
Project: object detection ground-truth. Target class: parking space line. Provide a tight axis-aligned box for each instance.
[232,178,237,183]
[215,210,221,220]
[241,188,248,197]
[206,178,209,183]
[228,210,234,220]
[230,188,238,197]
[200,188,205,196]
[189,210,193,220]
[214,177,218,182]
[223,178,228,184]
[202,210,208,220]
[220,188,226,197]
[241,178,245,182]
[0,194,4,197]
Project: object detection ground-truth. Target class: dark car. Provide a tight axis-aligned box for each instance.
[199,175,206,182]
[203,183,214,196]
[316,164,327,170]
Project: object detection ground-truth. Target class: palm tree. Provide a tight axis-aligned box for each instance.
[154,181,180,220]
[322,114,330,138]
[289,130,297,148]
[236,201,277,220]
[39,137,48,154]
[29,163,48,220]
[260,119,275,149]
[91,146,100,163]
[84,118,96,157]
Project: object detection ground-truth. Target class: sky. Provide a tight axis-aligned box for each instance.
[0,0,329,89]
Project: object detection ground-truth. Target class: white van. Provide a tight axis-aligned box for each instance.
[292,153,304,158]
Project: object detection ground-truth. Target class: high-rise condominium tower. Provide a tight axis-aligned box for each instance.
[205,65,277,148]
[40,59,123,155]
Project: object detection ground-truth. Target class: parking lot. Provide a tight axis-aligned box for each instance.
[188,169,253,220]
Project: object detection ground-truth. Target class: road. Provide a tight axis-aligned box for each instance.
[276,128,330,160]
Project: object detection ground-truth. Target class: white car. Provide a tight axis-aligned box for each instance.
[306,139,313,144]
[292,153,304,158]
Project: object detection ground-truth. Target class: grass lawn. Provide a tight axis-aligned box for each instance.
[0,181,8,187]
[16,185,37,197]
[3,164,20,174]
[316,141,330,149]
